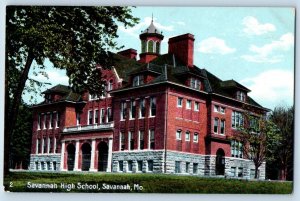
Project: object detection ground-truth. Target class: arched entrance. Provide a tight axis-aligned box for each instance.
[67,144,75,171]
[81,143,91,171]
[215,148,225,175]
[98,141,108,171]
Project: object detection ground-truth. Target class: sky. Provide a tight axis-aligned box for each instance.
[23,7,295,110]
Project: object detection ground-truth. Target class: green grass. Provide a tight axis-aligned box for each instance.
[4,172,293,194]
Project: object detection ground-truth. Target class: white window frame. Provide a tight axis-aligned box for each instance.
[194,102,199,111]
[177,97,183,107]
[186,100,192,109]
[130,100,136,119]
[107,107,112,122]
[36,139,39,154]
[138,130,144,150]
[214,105,219,112]
[185,131,190,141]
[108,79,113,91]
[94,109,99,124]
[43,114,47,129]
[76,112,81,125]
[49,113,53,129]
[220,120,225,135]
[193,133,199,143]
[133,75,144,87]
[88,110,93,125]
[149,97,156,117]
[148,129,155,150]
[220,107,225,114]
[214,118,219,133]
[139,99,145,118]
[176,129,182,140]
[128,131,133,151]
[120,132,125,151]
[37,114,41,130]
[121,101,126,121]
[100,108,105,123]
[53,137,57,154]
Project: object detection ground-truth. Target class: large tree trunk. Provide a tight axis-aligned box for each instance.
[4,49,34,178]
[255,165,259,179]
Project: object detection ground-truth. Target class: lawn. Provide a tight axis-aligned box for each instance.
[3,171,293,194]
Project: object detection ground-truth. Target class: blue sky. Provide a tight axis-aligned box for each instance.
[24,7,295,110]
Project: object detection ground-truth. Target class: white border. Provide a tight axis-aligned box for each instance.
[0,1,298,201]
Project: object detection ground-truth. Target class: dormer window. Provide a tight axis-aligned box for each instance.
[237,91,246,102]
[45,94,52,103]
[190,77,201,90]
[133,75,144,87]
[89,94,99,101]
[108,79,113,91]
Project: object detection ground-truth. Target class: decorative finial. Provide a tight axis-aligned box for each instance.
[151,13,153,22]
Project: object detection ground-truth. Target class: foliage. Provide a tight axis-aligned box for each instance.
[10,103,33,169]
[4,172,293,193]
[267,106,294,180]
[235,112,277,179]
[5,6,139,174]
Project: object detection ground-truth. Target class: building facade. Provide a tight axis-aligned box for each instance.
[29,20,268,179]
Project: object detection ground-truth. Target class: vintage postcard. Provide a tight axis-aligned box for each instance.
[3,6,294,193]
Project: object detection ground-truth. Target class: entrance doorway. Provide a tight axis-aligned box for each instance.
[98,141,108,171]
[81,143,91,171]
[67,144,75,171]
[215,148,225,175]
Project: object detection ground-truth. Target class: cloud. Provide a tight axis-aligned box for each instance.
[240,69,294,109]
[197,37,236,55]
[242,16,276,35]
[30,69,69,86]
[119,17,173,38]
[241,33,294,63]
[172,21,185,26]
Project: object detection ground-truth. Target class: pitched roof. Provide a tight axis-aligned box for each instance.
[42,84,82,102]
[142,20,161,34]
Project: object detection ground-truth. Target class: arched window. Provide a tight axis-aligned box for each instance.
[156,42,160,54]
[176,129,182,140]
[147,40,154,53]
[141,40,147,53]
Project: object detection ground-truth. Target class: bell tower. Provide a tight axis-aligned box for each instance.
[139,16,164,63]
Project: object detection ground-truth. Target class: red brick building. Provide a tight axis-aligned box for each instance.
[29,20,268,179]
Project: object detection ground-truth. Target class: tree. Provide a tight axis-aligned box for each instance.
[268,106,294,180]
[5,6,139,176]
[235,113,276,179]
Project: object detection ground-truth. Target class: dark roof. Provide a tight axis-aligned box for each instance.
[42,84,82,102]
[220,80,251,92]
[111,53,143,82]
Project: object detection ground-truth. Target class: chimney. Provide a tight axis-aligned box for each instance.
[168,33,195,67]
[118,48,137,60]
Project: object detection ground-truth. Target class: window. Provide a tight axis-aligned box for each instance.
[238,167,243,177]
[237,91,246,102]
[36,139,41,154]
[133,75,144,86]
[88,110,93,125]
[119,161,123,172]
[139,99,145,118]
[220,107,225,114]
[137,161,143,172]
[177,97,183,107]
[175,161,181,173]
[56,112,60,128]
[41,162,45,170]
[150,97,156,116]
[47,161,51,170]
[48,137,51,153]
[37,114,41,130]
[176,130,182,140]
[121,101,127,120]
[141,40,147,53]
[147,40,154,52]
[129,131,134,150]
[231,140,243,158]
[220,120,225,135]
[139,131,144,150]
[43,114,47,129]
[54,137,57,154]
[108,79,113,91]
[76,112,81,125]
[148,160,153,172]
[35,162,39,170]
[186,162,190,173]
[120,133,125,151]
[94,109,99,124]
[231,167,236,177]
[193,163,198,174]
[250,169,255,179]
[190,78,201,89]
[185,131,190,141]
[194,102,199,111]
[156,42,160,54]
[53,162,57,171]
[107,108,113,122]
[43,138,46,154]
[89,94,99,101]
[214,105,219,112]
[100,108,105,123]
[193,133,199,143]
[214,118,219,133]
[49,113,53,128]
[186,100,192,109]
[232,111,244,128]
[130,100,136,119]
[149,129,155,149]
[128,161,133,172]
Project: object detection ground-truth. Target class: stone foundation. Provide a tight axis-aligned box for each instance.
[112,150,266,179]
[29,154,61,171]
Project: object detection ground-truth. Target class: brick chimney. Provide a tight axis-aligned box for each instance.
[118,48,137,60]
[168,33,195,67]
